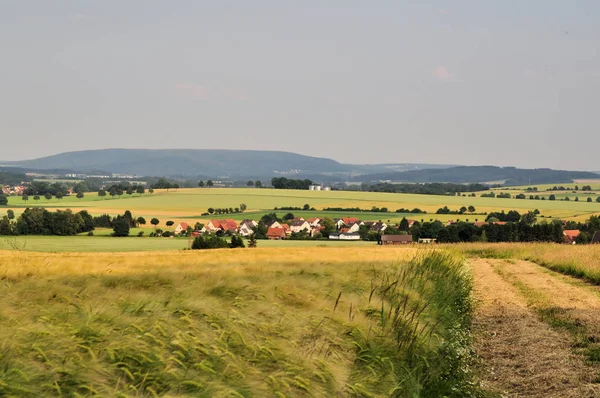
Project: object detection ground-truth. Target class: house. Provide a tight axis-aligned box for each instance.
[290,219,311,233]
[563,230,581,244]
[335,217,361,228]
[307,217,321,227]
[203,219,238,233]
[418,238,437,244]
[265,221,282,229]
[592,231,600,244]
[238,223,254,236]
[329,232,361,240]
[174,222,189,235]
[267,227,286,240]
[280,223,291,235]
[345,222,361,233]
[369,222,387,233]
[381,235,413,245]
[238,220,257,236]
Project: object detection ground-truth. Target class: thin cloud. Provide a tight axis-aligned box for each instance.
[175,83,209,99]
[433,66,451,81]
[435,8,448,15]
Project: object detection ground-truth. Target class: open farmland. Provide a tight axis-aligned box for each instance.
[0,247,485,397]
[6,187,600,228]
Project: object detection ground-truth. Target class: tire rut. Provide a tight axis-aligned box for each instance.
[470,258,600,397]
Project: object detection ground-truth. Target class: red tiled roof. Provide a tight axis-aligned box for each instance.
[267,227,286,238]
[340,228,350,233]
[342,217,360,225]
[563,230,581,241]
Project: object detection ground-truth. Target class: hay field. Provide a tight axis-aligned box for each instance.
[0,247,484,397]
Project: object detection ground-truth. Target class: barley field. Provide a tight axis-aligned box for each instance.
[0,247,485,397]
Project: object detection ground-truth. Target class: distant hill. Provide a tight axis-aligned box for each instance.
[1,149,450,178]
[3,149,353,177]
[3,150,596,184]
[352,166,600,185]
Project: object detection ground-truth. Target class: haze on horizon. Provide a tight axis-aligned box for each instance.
[1,1,599,170]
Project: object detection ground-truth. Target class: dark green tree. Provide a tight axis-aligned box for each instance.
[246,180,254,187]
[248,234,257,248]
[255,180,262,188]
[22,194,29,203]
[55,192,63,201]
[151,217,160,228]
[240,203,247,212]
[208,208,215,215]
[98,189,106,199]
[166,220,174,227]
[207,180,214,187]
[76,191,84,200]
[137,217,146,226]
[136,185,145,195]
[44,193,53,201]
[7,210,15,221]
[468,205,476,213]
[112,219,130,237]
[549,194,556,201]
[399,217,409,231]
[198,180,205,187]
[33,195,40,202]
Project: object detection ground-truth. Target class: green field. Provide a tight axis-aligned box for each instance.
[6,187,600,229]
[0,235,377,253]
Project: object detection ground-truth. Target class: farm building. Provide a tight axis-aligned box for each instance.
[563,230,581,244]
[418,238,437,244]
[381,235,413,245]
[328,232,361,240]
[592,231,600,244]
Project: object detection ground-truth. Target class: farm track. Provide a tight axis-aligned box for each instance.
[470,258,600,397]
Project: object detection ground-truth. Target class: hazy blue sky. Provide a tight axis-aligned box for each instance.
[1,1,599,169]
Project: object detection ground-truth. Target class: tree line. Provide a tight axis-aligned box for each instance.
[271,177,314,190]
[359,182,490,196]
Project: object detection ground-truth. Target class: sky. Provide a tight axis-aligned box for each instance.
[1,1,599,169]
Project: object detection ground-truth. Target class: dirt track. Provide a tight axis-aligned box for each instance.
[470,258,600,397]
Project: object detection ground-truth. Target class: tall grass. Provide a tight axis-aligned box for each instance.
[348,252,483,397]
[449,242,600,285]
[0,247,486,396]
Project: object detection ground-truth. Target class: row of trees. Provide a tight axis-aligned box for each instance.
[0,208,94,236]
[361,182,489,196]
[205,204,247,215]
[98,185,152,199]
[436,206,477,215]
[271,177,313,190]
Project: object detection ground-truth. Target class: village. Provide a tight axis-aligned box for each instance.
[169,215,594,245]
